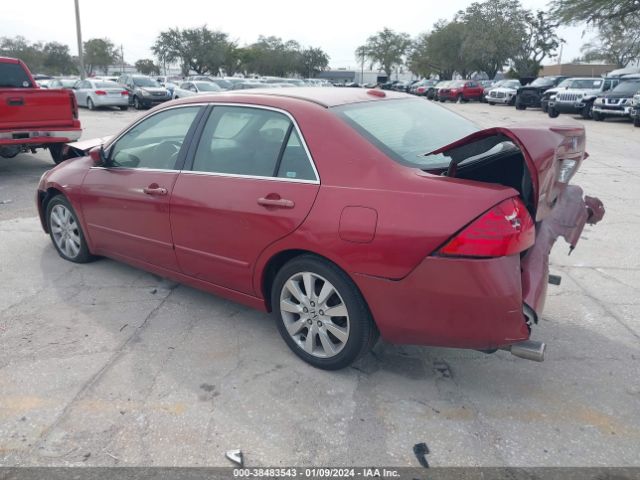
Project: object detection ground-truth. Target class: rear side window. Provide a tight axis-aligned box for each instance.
[334,98,478,168]
[192,106,316,181]
[0,62,32,88]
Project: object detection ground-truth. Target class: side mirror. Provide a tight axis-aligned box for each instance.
[89,145,107,166]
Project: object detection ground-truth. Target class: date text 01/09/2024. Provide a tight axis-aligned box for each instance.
[232,468,401,478]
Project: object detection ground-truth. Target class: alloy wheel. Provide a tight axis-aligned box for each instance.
[279,272,350,358]
[50,204,82,259]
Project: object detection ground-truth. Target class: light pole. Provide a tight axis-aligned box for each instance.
[74,0,85,79]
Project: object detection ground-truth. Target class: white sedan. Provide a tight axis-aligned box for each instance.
[172,81,222,99]
[73,79,130,110]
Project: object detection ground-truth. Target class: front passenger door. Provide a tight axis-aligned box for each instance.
[81,106,202,270]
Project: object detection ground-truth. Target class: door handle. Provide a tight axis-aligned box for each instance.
[7,97,24,106]
[143,186,168,196]
[257,197,295,209]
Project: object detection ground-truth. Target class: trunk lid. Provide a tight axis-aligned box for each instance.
[425,126,586,221]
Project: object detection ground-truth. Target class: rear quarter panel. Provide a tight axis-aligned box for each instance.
[251,99,519,294]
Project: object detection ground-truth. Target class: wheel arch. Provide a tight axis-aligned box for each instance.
[38,186,65,233]
[259,248,354,313]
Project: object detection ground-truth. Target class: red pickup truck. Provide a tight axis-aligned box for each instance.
[0,57,81,164]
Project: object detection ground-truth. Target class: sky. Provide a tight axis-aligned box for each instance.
[1,0,596,70]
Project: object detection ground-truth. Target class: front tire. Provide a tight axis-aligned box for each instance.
[548,107,560,118]
[634,116,640,127]
[515,101,526,110]
[119,106,128,111]
[46,195,94,263]
[133,96,143,110]
[271,255,377,370]
[581,103,593,120]
[593,111,603,121]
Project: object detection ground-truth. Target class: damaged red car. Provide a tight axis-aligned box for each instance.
[36,89,605,370]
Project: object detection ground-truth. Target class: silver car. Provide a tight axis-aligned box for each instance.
[172,81,223,99]
[73,79,129,111]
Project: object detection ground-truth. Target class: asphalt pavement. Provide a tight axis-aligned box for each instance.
[1,102,639,467]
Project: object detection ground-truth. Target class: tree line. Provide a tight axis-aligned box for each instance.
[0,36,122,76]
[0,29,329,78]
[151,27,329,78]
[358,0,640,80]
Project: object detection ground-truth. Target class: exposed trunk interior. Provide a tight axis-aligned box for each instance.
[426,135,536,216]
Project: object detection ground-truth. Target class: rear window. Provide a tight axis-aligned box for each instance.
[0,62,32,88]
[333,98,479,168]
[95,81,119,88]
[133,77,157,87]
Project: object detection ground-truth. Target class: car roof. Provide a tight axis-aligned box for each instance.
[171,87,409,108]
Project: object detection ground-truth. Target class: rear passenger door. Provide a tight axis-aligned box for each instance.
[170,105,320,295]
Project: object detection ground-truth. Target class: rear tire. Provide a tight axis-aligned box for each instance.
[87,97,95,111]
[488,102,495,106]
[119,106,128,111]
[271,255,378,370]
[46,195,95,264]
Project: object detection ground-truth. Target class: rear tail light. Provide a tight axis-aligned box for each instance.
[69,91,78,119]
[121,90,129,96]
[95,90,107,95]
[437,197,534,258]
[554,134,584,183]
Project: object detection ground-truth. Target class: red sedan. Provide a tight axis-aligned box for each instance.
[36,88,604,370]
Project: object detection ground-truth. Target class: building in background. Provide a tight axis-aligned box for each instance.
[317,68,415,85]
[540,63,619,77]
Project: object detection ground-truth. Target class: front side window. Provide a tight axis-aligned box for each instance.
[192,106,316,180]
[108,106,200,170]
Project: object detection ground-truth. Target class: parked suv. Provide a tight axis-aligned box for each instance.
[438,80,484,102]
[592,78,640,121]
[515,76,567,110]
[118,74,171,110]
[631,92,640,127]
[547,77,619,119]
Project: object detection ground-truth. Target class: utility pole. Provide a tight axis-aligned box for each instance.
[74,0,85,79]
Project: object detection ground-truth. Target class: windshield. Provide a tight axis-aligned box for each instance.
[612,80,640,95]
[566,79,603,89]
[502,80,521,89]
[530,77,555,87]
[211,79,232,89]
[0,62,33,88]
[333,98,479,168]
[133,77,158,87]
[195,82,221,91]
